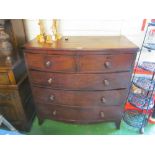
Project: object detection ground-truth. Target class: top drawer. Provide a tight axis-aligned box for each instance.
[79,53,136,73]
[25,53,76,72]
[25,52,136,73]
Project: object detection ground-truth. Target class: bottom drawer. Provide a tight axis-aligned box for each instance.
[36,104,123,123]
[0,90,17,106]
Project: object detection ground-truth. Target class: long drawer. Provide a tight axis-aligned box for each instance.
[32,86,128,107]
[36,104,123,123]
[30,71,131,90]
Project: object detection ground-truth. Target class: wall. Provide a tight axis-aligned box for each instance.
[24,19,146,47]
[24,19,155,62]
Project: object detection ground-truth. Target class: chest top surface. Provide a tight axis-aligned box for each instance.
[24,36,139,53]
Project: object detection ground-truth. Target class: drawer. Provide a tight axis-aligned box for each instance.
[32,86,128,106]
[30,71,131,90]
[0,106,18,121]
[0,90,18,121]
[0,72,10,85]
[0,90,17,105]
[79,54,136,73]
[25,53,76,72]
[36,104,123,123]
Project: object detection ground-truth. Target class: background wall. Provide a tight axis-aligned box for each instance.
[24,19,155,63]
[23,19,146,47]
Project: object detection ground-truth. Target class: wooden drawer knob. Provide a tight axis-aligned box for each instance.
[100,112,105,118]
[45,61,52,67]
[101,97,106,104]
[104,61,111,68]
[52,110,57,116]
[49,95,55,101]
[48,78,53,84]
[103,79,109,86]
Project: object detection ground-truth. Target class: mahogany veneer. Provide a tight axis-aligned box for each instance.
[24,36,139,129]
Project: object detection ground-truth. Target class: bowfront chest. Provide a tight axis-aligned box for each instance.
[24,36,139,129]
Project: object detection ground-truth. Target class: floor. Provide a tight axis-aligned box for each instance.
[26,117,155,135]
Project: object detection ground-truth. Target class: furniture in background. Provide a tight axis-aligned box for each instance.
[24,36,138,129]
[123,21,155,134]
[0,114,17,131]
[0,114,22,135]
[0,19,35,131]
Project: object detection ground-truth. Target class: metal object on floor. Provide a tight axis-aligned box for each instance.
[143,43,155,51]
[138,61,155,73]
[123,21,155,134]
[133,76,155,91]
[123,110,148,128]
[128,92,154,110]
[0,115,17,131]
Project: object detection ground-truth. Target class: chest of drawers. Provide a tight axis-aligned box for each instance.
[24,36,139,129]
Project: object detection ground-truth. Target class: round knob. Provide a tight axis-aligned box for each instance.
[100,112,104,118]
[104,61,111,68]
[45,61,51,67]
[48,78,53,84]
[52,110,57,116]
[103,79,109,86]
[49,95,55,101]
[101,97,106,104]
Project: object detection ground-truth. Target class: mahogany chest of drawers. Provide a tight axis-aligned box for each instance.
[24,36,139,129]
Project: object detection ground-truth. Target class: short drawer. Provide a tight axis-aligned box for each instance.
[0,72,10,85]
[79,53,136,73]
[0,106,18,121]
[25,53,76,72]
[0,89,17,106]
[30,71,131,90]
[36,104,123,123]
[32,86,128,106]
[0,90,19,121]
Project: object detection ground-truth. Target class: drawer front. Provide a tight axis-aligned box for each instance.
[32,86,128,106]
[0,90,17,105]
[0,105,18,121]
[0,90,19,121]
[37,104,122,123]
[30,71,131,90]
[79,54,135,73]
[25,53,76,72]
[0,72,10,85]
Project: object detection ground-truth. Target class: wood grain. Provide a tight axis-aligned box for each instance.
[36,104,123,123]
[24,36,139,52]
[24,36,139,128]
[32,86,128,107]
[30,71,131,90]
[25,53,76,72]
